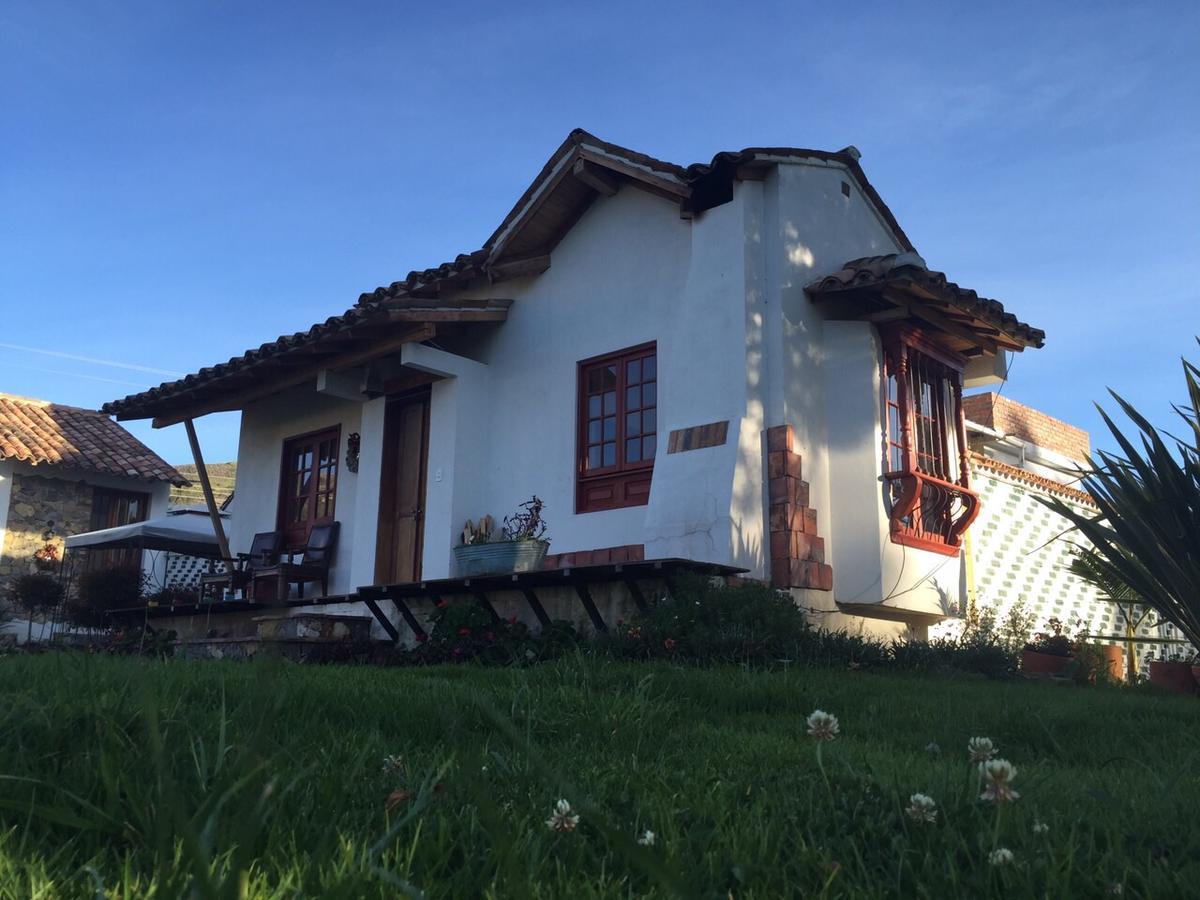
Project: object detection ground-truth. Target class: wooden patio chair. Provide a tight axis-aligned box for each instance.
[252,522,340,602]
[199,531,283,603]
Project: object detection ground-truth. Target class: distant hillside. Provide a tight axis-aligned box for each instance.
[171,462,236,509]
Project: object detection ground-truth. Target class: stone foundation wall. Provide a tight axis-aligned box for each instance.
[0,472,93,596]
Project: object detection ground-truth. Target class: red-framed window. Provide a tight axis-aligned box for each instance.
[278,426,340,549]
[881,327,978,554]
[576,342,657,513]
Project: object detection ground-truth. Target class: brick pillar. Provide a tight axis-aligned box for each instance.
[766,425,833,591]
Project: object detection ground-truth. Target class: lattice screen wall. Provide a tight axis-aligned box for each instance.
[164,554,225,589]
[962,461,1186,668]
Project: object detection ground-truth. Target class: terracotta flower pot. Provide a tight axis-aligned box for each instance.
[1099,644,1125,682]
[1021,648,1072,677]
[1148,660,1197,695]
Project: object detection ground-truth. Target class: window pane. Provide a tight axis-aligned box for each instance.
[625,438,641,463]
[602,443,616,467]
[643,382,656,406]
[626,411,640,436]
[625,385,641,409]
[588,446,601,469]
[603,391,616,415]
[626,359,641,383]
[643,355,656,379]
[643,435,656,459]
[588,420,601,442]
[587,365,617,393]
[643,409,656,433]
[603,417,616,440]
[588,395,601,417]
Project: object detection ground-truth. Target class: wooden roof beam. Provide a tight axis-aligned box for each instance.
[149,324,436,428]
[572,158,620,196]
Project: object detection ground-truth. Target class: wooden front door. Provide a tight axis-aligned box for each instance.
[375,390,430,585]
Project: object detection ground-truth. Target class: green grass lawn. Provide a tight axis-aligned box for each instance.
[1,653,1198,898]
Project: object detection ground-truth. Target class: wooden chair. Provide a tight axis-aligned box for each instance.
[199,531,283,602]
[252,522,340,602]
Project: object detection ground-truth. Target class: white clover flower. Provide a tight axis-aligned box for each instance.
[905,793,938,824]
[381,754,404,775]
[636,829,656,846]
[980,759,1020,803]
[806,710,840,742]
[545,799,580,832]
[967,736,997,764]
[924,741,941,755]
[988,847,1014,866]
[1032,820,1049,835]
[1106,882,1124,896]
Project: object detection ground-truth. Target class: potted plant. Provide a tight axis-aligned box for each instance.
[452,496,550,577]
[1021,617,1076,677]
[7,573,65,644]
[1148,653,1197,695]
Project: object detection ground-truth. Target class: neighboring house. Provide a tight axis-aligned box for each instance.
[957,392,1183,669]
[103,129,1046,641]
[0,393,187,601]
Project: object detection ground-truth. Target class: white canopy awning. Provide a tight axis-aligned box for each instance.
[65,508,229,559]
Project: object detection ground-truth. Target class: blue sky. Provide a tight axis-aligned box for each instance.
[2,0,1198,465]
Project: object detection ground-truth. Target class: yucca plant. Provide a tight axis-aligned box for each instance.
[1041,343,1200,655]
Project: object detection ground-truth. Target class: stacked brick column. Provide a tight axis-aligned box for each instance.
[767,425,833,591]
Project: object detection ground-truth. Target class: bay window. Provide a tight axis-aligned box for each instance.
[881,327,979,554]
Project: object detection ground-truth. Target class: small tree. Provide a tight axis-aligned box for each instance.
[70,565,145,628]
[1041,342,1200,653]
[7,574,66,644]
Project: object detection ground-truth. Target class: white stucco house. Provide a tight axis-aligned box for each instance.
[103,130,1045,641]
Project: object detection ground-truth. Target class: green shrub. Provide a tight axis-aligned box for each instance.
[398,599,582,666]
[70,565,146,627]
[607,575,811,664]
[7,573,65,616]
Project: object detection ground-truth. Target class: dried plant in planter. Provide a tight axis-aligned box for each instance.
[502,496,548,543]
[461,515,495,546]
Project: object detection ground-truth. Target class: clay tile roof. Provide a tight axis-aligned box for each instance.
[807,252,1045,350]
[0,393,187,485]
[969,451,1096,507]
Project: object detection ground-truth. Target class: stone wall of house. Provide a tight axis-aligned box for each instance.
[0,472,93,595]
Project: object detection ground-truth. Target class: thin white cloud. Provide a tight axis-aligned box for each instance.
[0,362,152,389]
[0,342,182,377]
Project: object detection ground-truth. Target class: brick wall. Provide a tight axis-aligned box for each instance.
[962,393,1091,462]
[0,472,93,595]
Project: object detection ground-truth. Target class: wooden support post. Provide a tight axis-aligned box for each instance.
[623,577,648,612]
[573,581,607,633]
[184,418,232,564]
[521,588,552,629]
[474,591,501,623]
[396,599,427,641]
[361,590,401,643]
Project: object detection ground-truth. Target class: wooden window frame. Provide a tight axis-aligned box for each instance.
[576,341,657,513]
[86,486,151,571]
[880,325,980,556]
[277,425,341,551]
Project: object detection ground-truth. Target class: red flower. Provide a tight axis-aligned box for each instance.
[452,646,464,657]
[507,616,518,625]
[458,627,471,637]
[664,638,676,650]
[415,632,428,643]
[485,631,496,642]
[436,599,448,609]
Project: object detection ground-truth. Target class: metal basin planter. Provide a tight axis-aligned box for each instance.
[453,540,550,577]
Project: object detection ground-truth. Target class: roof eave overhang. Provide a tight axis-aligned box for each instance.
[808,278,1044,356]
